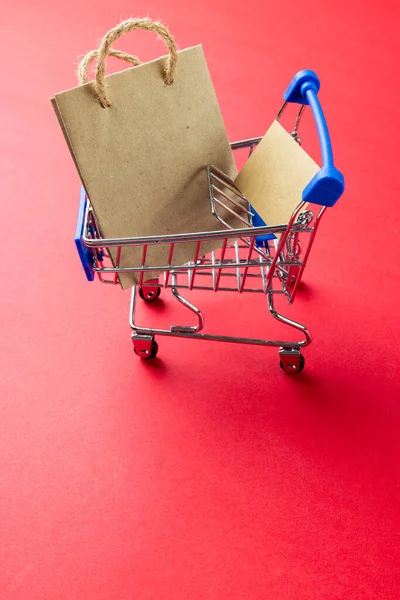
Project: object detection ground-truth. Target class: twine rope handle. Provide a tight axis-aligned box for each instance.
[77,49,142,85]
[95,17,178,108]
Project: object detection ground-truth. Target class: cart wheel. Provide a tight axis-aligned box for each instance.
[134,340,159,360]
[280,354,305,374]
[139,286,161,302]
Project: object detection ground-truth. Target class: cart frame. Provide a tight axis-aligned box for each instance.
[75,70,344,373]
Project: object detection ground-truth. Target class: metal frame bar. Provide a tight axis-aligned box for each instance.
[130,285,311,349]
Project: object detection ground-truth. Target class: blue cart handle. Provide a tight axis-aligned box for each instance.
[75,187,95,281]
[284,70,344,207]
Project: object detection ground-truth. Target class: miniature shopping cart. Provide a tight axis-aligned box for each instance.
[75,70,344,373]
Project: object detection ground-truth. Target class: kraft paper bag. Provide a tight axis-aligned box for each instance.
[51,18,238,289]
[235,120,319,226]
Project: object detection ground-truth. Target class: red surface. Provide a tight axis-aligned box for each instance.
[1,0,400,598]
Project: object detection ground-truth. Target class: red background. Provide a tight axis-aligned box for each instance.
[1,0,399,598]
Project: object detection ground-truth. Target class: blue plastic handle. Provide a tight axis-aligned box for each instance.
[284,70,344,207]
[75,186,95,281]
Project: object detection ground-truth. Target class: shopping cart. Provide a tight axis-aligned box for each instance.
[75,70,344,373]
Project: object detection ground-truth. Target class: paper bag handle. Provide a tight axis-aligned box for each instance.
[77,49,142,85]
[94,18,178,108]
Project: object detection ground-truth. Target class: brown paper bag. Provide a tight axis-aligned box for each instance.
[235,120,319,226]
[51,18,237,289]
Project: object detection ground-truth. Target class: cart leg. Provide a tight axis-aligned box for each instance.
[279,348,305,374]
[132,334,159,360]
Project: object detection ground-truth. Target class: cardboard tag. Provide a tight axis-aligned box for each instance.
[235,120,319,226]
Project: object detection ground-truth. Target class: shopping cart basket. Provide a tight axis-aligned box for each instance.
[75,70,344,373]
